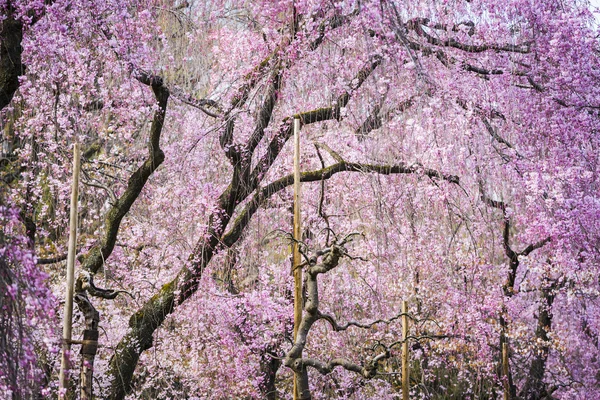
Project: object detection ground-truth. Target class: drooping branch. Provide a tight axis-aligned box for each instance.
[403,35,514,77]
[377,13,531,79]
[79,72,169,275]
[105,35,455,399]
[103,48,386,400]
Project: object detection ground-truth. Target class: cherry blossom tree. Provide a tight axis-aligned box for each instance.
[1,0,600,399]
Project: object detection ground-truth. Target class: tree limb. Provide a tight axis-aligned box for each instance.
[223,161,458,247]
[80,72,169,275]
[317,310,409,332]
[169,86,222,118]
[406,18,530,54]
[249,54,383,188]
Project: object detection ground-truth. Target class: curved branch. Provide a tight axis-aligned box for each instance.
[406,18,530,54]
[80,74,169,275]
[317,310,409,332]
[169,86,222,118]
[77,271,132,300]
[520,237,551,257]
[481,189,551,296]
[223,161,459,247]
[249,54,383,188]
[300,356,385,379]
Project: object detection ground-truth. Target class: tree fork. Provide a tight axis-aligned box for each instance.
[105,53,387,400]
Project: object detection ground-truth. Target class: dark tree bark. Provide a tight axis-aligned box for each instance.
[520,284,556,400]
[260,349,281,400]
[0,2,23,112]
[480,192,552,399]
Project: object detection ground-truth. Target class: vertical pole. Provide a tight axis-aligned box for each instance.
[292,118,302,400]
[402,300,409,400]
[502,342,510,400]
[58,142,80,399]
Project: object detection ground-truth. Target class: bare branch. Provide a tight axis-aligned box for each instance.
[317,310,408,332]
[77,271,132,300]
[463,63,504,75]
[169,86,222,118]
[37,253,69,265]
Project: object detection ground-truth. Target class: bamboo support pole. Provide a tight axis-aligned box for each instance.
[58,142,81,399]
[502,342,510,400]
[402,300,409,400]
[292,118,302,400]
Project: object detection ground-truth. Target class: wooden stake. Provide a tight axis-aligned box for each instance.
[502,342,510,400]
[402,300,409,400]
[292,118,302,400]
[58,142,80,399]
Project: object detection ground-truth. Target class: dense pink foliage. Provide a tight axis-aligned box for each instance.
[0,207,56,398]
[2,0,600,398]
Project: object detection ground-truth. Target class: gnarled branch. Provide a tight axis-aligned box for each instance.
[80,72,169,275]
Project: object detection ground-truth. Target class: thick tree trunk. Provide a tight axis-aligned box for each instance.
[498,311,517,399]
[0,6,23,111]
[260,349,282,400]
[520,286,555,400]
[105,220,230,399]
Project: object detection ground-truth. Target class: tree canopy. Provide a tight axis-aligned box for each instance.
[1,0,600,399]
